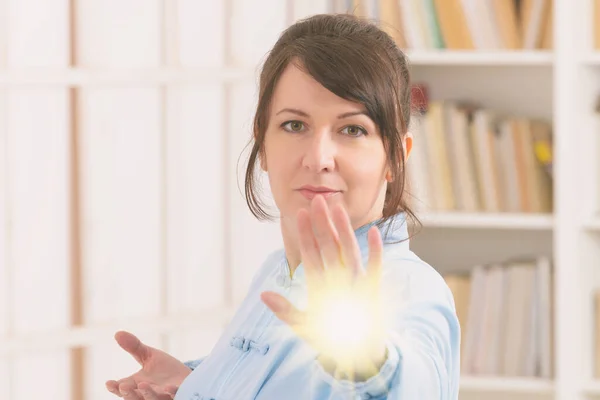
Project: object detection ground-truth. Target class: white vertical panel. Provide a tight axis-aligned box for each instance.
[79,88,162,325]
[77,0,160,68]
[0,357,9,400]
[85,333,162,400]
[7,89,70,334]
[176,0,225,67]
[6,0,69,67]
[0,0,7,66]
[0,89,8,400]
[13,350,70,400]
[229,83,282,306]
[0,91,8,338]
[166,85,226,314]
[230,0,287,67]
[291,0,331,21]
[166,327,224,363]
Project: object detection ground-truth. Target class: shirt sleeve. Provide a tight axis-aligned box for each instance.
[183,357,206,371]
[313,258,461,399]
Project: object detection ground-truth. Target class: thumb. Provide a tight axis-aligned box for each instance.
[114,331,151,365]
[260,292,305,328]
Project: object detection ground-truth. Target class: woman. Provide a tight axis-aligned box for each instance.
[106,13,460,400]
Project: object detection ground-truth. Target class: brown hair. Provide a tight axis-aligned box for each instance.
[243,13,420,234]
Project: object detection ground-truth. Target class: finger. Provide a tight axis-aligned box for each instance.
[331,204,363,278]
[138,382,164,400]
[115,331,151,365]
[297,207,324,285]
[260,291,306,330]
[119,382,143,400]
[106,380,123,397]
[164,385,179,399]
[112,377,136,396]
[366,225,383,292]
[310,196,341,270]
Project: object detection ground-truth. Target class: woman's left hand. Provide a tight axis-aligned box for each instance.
[261,195,387,380]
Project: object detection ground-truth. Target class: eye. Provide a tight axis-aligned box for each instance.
[341,125,367,137]
[281,120,306,132]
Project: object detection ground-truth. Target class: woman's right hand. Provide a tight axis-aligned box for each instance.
[105,331,192,399]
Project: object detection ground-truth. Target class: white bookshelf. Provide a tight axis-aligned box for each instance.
[0,0,597,400]
[406,50,554,66]
[409,1,598,400]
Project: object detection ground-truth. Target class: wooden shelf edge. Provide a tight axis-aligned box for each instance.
[414,212,554,230]
[583,218,600,231]
[582,380,600,394]
[460,376,554,393]
[405,50,553,66]
[583,52,600,65]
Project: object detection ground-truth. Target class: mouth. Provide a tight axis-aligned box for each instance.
[297,186,342,200]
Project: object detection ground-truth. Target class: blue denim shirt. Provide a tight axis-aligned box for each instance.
[174,213,460,399]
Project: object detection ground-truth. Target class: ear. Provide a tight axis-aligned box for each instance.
[403,131,413,161]
[385,132,413,182]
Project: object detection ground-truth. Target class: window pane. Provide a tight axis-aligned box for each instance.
[79,87,162,324]
[176,0,225,67]
[6,0,69,67]
[7,88,70,334]
[165,85,226,314]
[13,350,70,400]
[230,0,287,67]
[76,0,160,67]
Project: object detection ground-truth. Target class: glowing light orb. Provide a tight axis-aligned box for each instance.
[307,289,383,368]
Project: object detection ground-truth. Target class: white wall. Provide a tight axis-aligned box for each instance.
[0,1,311,399]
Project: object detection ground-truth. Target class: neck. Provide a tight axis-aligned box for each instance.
[280,215,302,276]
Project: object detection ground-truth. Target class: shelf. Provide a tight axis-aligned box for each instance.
[584,218,600,231]
[416,212,554,230]
[0,67,256,86]
[405,50,553,66]
[583,381,600,395]
[0,307,233,355]
[460,376,554,394]
[583,52,600,65]
[0,52,555,86]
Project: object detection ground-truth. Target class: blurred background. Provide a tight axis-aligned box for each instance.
[1,0,599,399]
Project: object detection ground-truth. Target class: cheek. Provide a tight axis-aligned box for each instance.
[265,146,296,188]
[342,151,387,186]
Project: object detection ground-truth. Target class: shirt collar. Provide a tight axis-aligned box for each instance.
[354,212,410,253]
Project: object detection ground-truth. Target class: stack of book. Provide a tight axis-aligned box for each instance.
[406,84,553,214]
[444,256,553,379]
[331,0,553,50]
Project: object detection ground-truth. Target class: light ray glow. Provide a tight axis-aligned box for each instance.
[304,280,385,374]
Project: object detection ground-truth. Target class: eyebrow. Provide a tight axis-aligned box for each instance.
[275,108,370,119]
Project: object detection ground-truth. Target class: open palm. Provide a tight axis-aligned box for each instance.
[105,331,191,399]
[261,195,386,378]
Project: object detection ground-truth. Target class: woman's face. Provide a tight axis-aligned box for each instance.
[262,62,394,230]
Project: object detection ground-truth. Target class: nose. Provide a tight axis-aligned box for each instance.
[301,130,336,173]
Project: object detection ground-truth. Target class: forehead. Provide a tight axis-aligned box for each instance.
[270,62,366,113]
